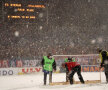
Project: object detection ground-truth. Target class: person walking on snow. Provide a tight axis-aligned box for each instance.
[41,53,56,85]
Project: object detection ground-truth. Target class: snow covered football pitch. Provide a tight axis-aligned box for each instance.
[0,72,108,90]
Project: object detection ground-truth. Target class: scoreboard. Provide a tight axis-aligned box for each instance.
[3,0,47,24]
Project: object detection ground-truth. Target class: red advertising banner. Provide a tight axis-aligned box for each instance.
[16,60,23,67]
[1,60,9,68]
[21,67,42,73]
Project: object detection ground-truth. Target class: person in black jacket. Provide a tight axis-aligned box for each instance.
[98,49,108,83]
[41,53,56,85]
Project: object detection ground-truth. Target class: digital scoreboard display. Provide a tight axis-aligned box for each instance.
[3,0,47,24]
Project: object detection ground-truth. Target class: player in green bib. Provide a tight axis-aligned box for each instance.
[41,53,56,85]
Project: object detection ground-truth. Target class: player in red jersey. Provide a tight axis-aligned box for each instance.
[65,60,85,84]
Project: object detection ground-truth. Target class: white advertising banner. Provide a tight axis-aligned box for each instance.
[0,67,42,76]
[0,68,18,76]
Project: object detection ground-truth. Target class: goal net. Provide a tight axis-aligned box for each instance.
[51,54,102,85]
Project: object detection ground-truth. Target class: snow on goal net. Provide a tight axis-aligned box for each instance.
[50,54,102,85]
[53,54,102,73]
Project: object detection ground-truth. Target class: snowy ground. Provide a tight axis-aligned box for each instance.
[0,72,108,90]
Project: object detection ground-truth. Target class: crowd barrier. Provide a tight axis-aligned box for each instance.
[0,54,103,76]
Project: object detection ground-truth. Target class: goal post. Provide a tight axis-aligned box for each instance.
[50,54,101,85]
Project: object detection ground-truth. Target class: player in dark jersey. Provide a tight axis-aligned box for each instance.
[98,49,108,83]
